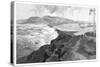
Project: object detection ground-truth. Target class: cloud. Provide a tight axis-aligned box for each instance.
[16,3,95,23]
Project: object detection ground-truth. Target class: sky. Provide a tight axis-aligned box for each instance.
[16,3,95,23]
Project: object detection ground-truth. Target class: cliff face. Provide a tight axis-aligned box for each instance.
[17,29,96,64]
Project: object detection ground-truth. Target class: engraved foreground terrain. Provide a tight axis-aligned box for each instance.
[16,16,96,64]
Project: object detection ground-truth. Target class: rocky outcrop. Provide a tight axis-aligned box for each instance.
[17,29,96,64]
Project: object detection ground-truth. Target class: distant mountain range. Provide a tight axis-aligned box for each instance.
[17,16,94,26]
